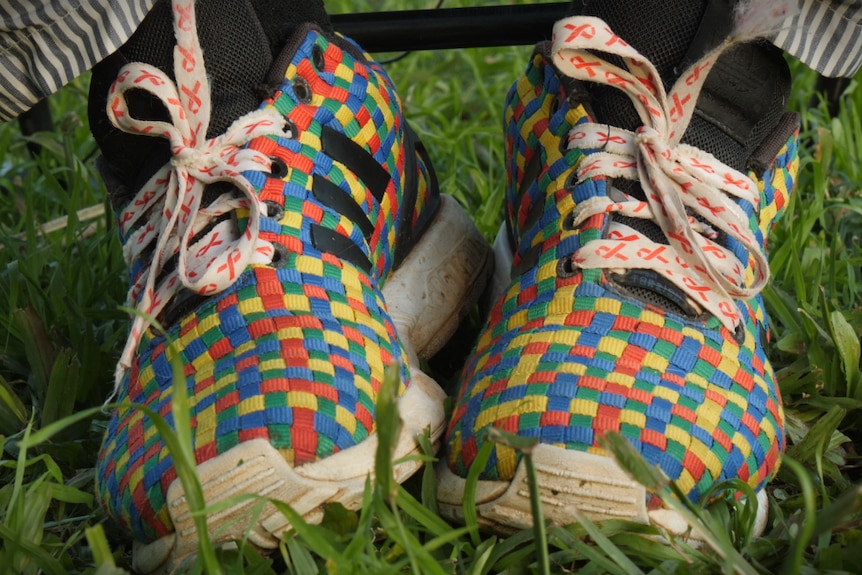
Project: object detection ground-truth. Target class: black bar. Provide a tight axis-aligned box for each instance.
[330,3,570,53]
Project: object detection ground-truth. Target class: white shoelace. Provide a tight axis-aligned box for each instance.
[551,0,795,331]
[107,0,291,387]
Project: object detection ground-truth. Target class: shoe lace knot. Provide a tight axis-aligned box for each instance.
[106,0,291,386]
[551,8,790,332]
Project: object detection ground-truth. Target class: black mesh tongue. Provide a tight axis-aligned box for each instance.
[582,0,714,89]
[581,0,712,146]
[88,0,331,199]
[575,0,791,320]
[579,0,789,172]
[88,0,331,326]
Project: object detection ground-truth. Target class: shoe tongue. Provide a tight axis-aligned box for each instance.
[582,0,715,86]
[580,0,789,172]
[577,0,790,319]
[89,0,331,197]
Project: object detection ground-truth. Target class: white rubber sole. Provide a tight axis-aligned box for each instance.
[436,427,768,544]
[386,195,495,361]
[133,195,493,574]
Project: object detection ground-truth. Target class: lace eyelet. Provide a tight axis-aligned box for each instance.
[563,170,578,192]
[263,200,284,221]
[270,242,290,269]
[562,211,578,232]
[732,321,747,345]
[268,157,289,179]
[312,44,326,71]
[292,77,312,104]
[559,132,571,156]
[556,255,577,278]
[548,94,560,116]
[285,118,298,139]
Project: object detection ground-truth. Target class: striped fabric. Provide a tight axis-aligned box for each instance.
[0,0,156,121]
[775,0,862,77]
[0,0,861,123]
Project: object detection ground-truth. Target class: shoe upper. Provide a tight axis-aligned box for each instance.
[445,15,798,504]
[96,16,439,541]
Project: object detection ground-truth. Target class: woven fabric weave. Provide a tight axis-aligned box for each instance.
[445,29,797,504]
[97,27,430,542]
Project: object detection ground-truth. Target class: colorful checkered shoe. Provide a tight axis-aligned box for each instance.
[93,1,492,572]
[439,8,799,538]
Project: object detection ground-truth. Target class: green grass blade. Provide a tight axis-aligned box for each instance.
[396,484,459,537]
[0,521,66,575]
[269,500,340,562]
[85,524,119,569]
[569,510,646,575]
[827,310,861,398]
[415,427,439,514]
[284,536,320,575]
[160,337,223,575]
[376,498,448,575]
[41,348,79,427]
[599,432,759,575]
[780,458,819,575]
[467,536,497,575]
[483,428,550,575]
[462,439,495,548]
[375,364,403,502]
[811,482,862,539]
[0,373,28,435]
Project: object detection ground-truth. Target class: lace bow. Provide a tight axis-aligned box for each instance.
[106,0,290,386]
[551,2,793,330]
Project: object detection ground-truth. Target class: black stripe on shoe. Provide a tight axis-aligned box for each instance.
[392,123,440,269]
[310,223,373,273]
[321,125,390,202]
[314,122,441,273]
[311,174,375,240]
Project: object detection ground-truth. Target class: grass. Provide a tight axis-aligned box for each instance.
[1,0,861,572]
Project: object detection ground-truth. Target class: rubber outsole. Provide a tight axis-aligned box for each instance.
[133,195,493,574]
[436,443,768,542]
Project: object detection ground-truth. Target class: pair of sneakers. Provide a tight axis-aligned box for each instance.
[92,0,797,572]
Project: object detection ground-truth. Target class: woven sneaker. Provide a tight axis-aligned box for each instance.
[439,5,799,538]
[91,1,492,572]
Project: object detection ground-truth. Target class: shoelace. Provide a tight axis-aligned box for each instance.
[551,1,793,332]
[107,0,290,387]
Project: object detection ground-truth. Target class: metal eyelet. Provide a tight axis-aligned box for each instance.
[732,321,747,345]
[563,170,578,192]
[269,242,289,269]
[292,77,312,104]
[559,132,571,155]
[284,118,298,139]
[556,255,577,278]
[562,211,578,232]
[548,94,560,116]
[268,157,289,179]
[263,200,284,221]
[312,44,326,71]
